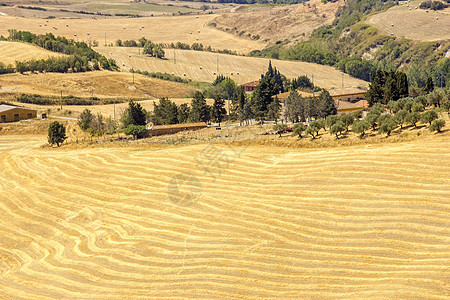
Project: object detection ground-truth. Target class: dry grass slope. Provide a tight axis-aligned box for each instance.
[366,0,450,41]
[0,41,64,65]
[0,134,448,298]
[0,71,194,99]
[213,0,343,46]
[98,47,368,88]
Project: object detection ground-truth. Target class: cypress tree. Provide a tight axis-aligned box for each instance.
[121,100,147,128]
[366,70,386,106]
[317,90,337,118]
[211,96,227,126]
[424,77,434,94]
[189,91,211,123]
[396,71,409,99]
[383,71,399,104]
[236,87,246,126]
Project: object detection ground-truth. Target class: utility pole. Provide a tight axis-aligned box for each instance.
[342,74,344,88]
[312,74,314,86]
[60,90,62,110]
[216,54,219,73]
[132,68,134,84]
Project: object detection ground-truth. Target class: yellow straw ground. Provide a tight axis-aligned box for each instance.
[0,134,449,298]
[0,41,64,66]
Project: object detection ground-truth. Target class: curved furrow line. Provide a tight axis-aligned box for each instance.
[6,253,450,296]
[2,200,446,290]
[21,149,450,204]
[4,265,448,300]
[5,185,446,263]
[2,180,446,268]
[214,167,450,194]
[1,137,449,298]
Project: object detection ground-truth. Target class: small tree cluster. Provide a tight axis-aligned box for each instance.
[143,41,165,59]
[121,100,148,139]
[366,70,409,106]
[78,108,117,137]
[288,75,314,91]
[283,90,337,123]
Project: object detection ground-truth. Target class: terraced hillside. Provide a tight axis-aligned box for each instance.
[0,41,64,65]
[0,135,448,298]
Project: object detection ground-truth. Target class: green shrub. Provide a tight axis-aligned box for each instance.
[124,124,147,139]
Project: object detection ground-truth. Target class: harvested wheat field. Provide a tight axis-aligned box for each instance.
[98,47,368,88]
[0,41,64,65]
[0,71,194,99]
[0,14,264,54]
[366,0,450,42]
[0,133,449,298]
[213,0,343,46]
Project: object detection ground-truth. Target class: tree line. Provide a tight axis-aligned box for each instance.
[114,38,238,56]
[1,29,117,73]
[366,70,409,106]
[152,63,334,126]
[73,63,324,140]
[134,70,189,84]
[275,97,447,142]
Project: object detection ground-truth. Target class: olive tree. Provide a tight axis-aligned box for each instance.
[393,110,408,129]
[352,119,370,138]
[378,116,397,136]
[429,119,445,133]
[292,123,306,139]
[407,112,421,128]
[341,114,354,131]
[330,121,346,139]
[421,110,438,126]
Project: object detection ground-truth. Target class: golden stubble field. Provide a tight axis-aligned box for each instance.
[366,0,450,41]
[0,131,449,298]
[0,41,64,66]
[98,46,368,87]
[0,14,264,54]
[0,70,195,99]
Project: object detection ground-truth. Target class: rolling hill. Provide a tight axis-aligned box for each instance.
[0,14,264,54]
[212,0,343,46]
[0,71,195,99]
[366,0,450,42]
[97,46,368,88]
[0,41,64,65]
